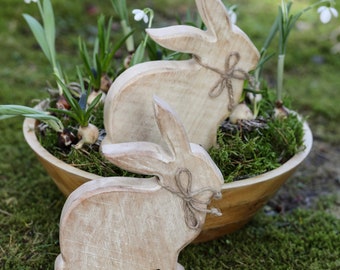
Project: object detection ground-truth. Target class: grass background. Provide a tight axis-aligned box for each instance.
[0,0,339,269]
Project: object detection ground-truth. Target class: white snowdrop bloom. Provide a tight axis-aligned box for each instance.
[247,92,262,104]
[228,9,237,24]
[317,6,338,24]
[132,9,149,24]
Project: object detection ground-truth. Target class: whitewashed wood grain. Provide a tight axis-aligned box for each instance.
[55,97,223,269]
[104,0,259,151]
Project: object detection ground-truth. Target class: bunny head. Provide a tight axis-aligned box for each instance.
[146,0,259,72]
[102,96,224,227]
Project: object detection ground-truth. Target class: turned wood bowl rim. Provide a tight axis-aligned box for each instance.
[23,117,98,180]
[23,117,313,190]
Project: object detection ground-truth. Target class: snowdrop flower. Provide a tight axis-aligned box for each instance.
[24,0,38,3]
[227,5,237,24]
[228,10,237,24]
[317,6,338,24]
[132,9,149,24]
[247,92,262,104]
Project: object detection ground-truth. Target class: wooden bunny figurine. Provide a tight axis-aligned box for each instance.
[104,0,259,150]
[55,96,224,270]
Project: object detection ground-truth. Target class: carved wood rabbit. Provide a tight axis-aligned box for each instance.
[104,0,259,150]
[55,97,224,270]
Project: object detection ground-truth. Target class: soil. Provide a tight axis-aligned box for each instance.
[267,139,340,218]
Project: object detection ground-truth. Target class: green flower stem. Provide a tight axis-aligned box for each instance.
[277,54,285,102]
[275,0,335,104]
[141,8,154,47]
[130,8,154,66]
[279,0,336,55]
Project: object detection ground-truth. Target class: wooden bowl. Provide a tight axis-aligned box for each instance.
[23,118,98,196]
[23,117,312,242]
[195,120,313,242]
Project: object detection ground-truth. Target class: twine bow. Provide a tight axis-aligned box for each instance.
[194,52,251,112]
[159,168,222,230]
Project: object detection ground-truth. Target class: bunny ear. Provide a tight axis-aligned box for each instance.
[101,142,168,176]
[153,96,192,159]
[102,97,193,175]
[196,0,232,40]
[146,26,209,55]
[147,0,234,54]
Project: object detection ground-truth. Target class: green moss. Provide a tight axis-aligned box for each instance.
[38,104,147,178]
[38,106,304,183]
[179,209,340,269]
[38,99,304,182]
[209,114,304,182]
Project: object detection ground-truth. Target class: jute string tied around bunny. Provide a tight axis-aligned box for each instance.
[194,51,253,112]
[158,168,222,230]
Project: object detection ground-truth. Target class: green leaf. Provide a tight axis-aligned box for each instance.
[42,0,56,65]
[78,38,95,80]
[130,43,146,66]
[111,0,128,21]
[261,13,279,53]
[0,105,46,116]
[105,17,113,53]
[102,30,134,71]
[95,55,102,80]
[23,14,51,62]
[85,93,102,121]
[90,38,99,71]
[49,107,82,125]
[97,15,106,61]
[112,30,135,54]
[53,74,93,126]
[0,105,63,132]
[55,78,78,110]
[0,115,14,120]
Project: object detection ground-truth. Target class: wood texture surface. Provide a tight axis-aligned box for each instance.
[55,97,224,269]
[104,0,259,150]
